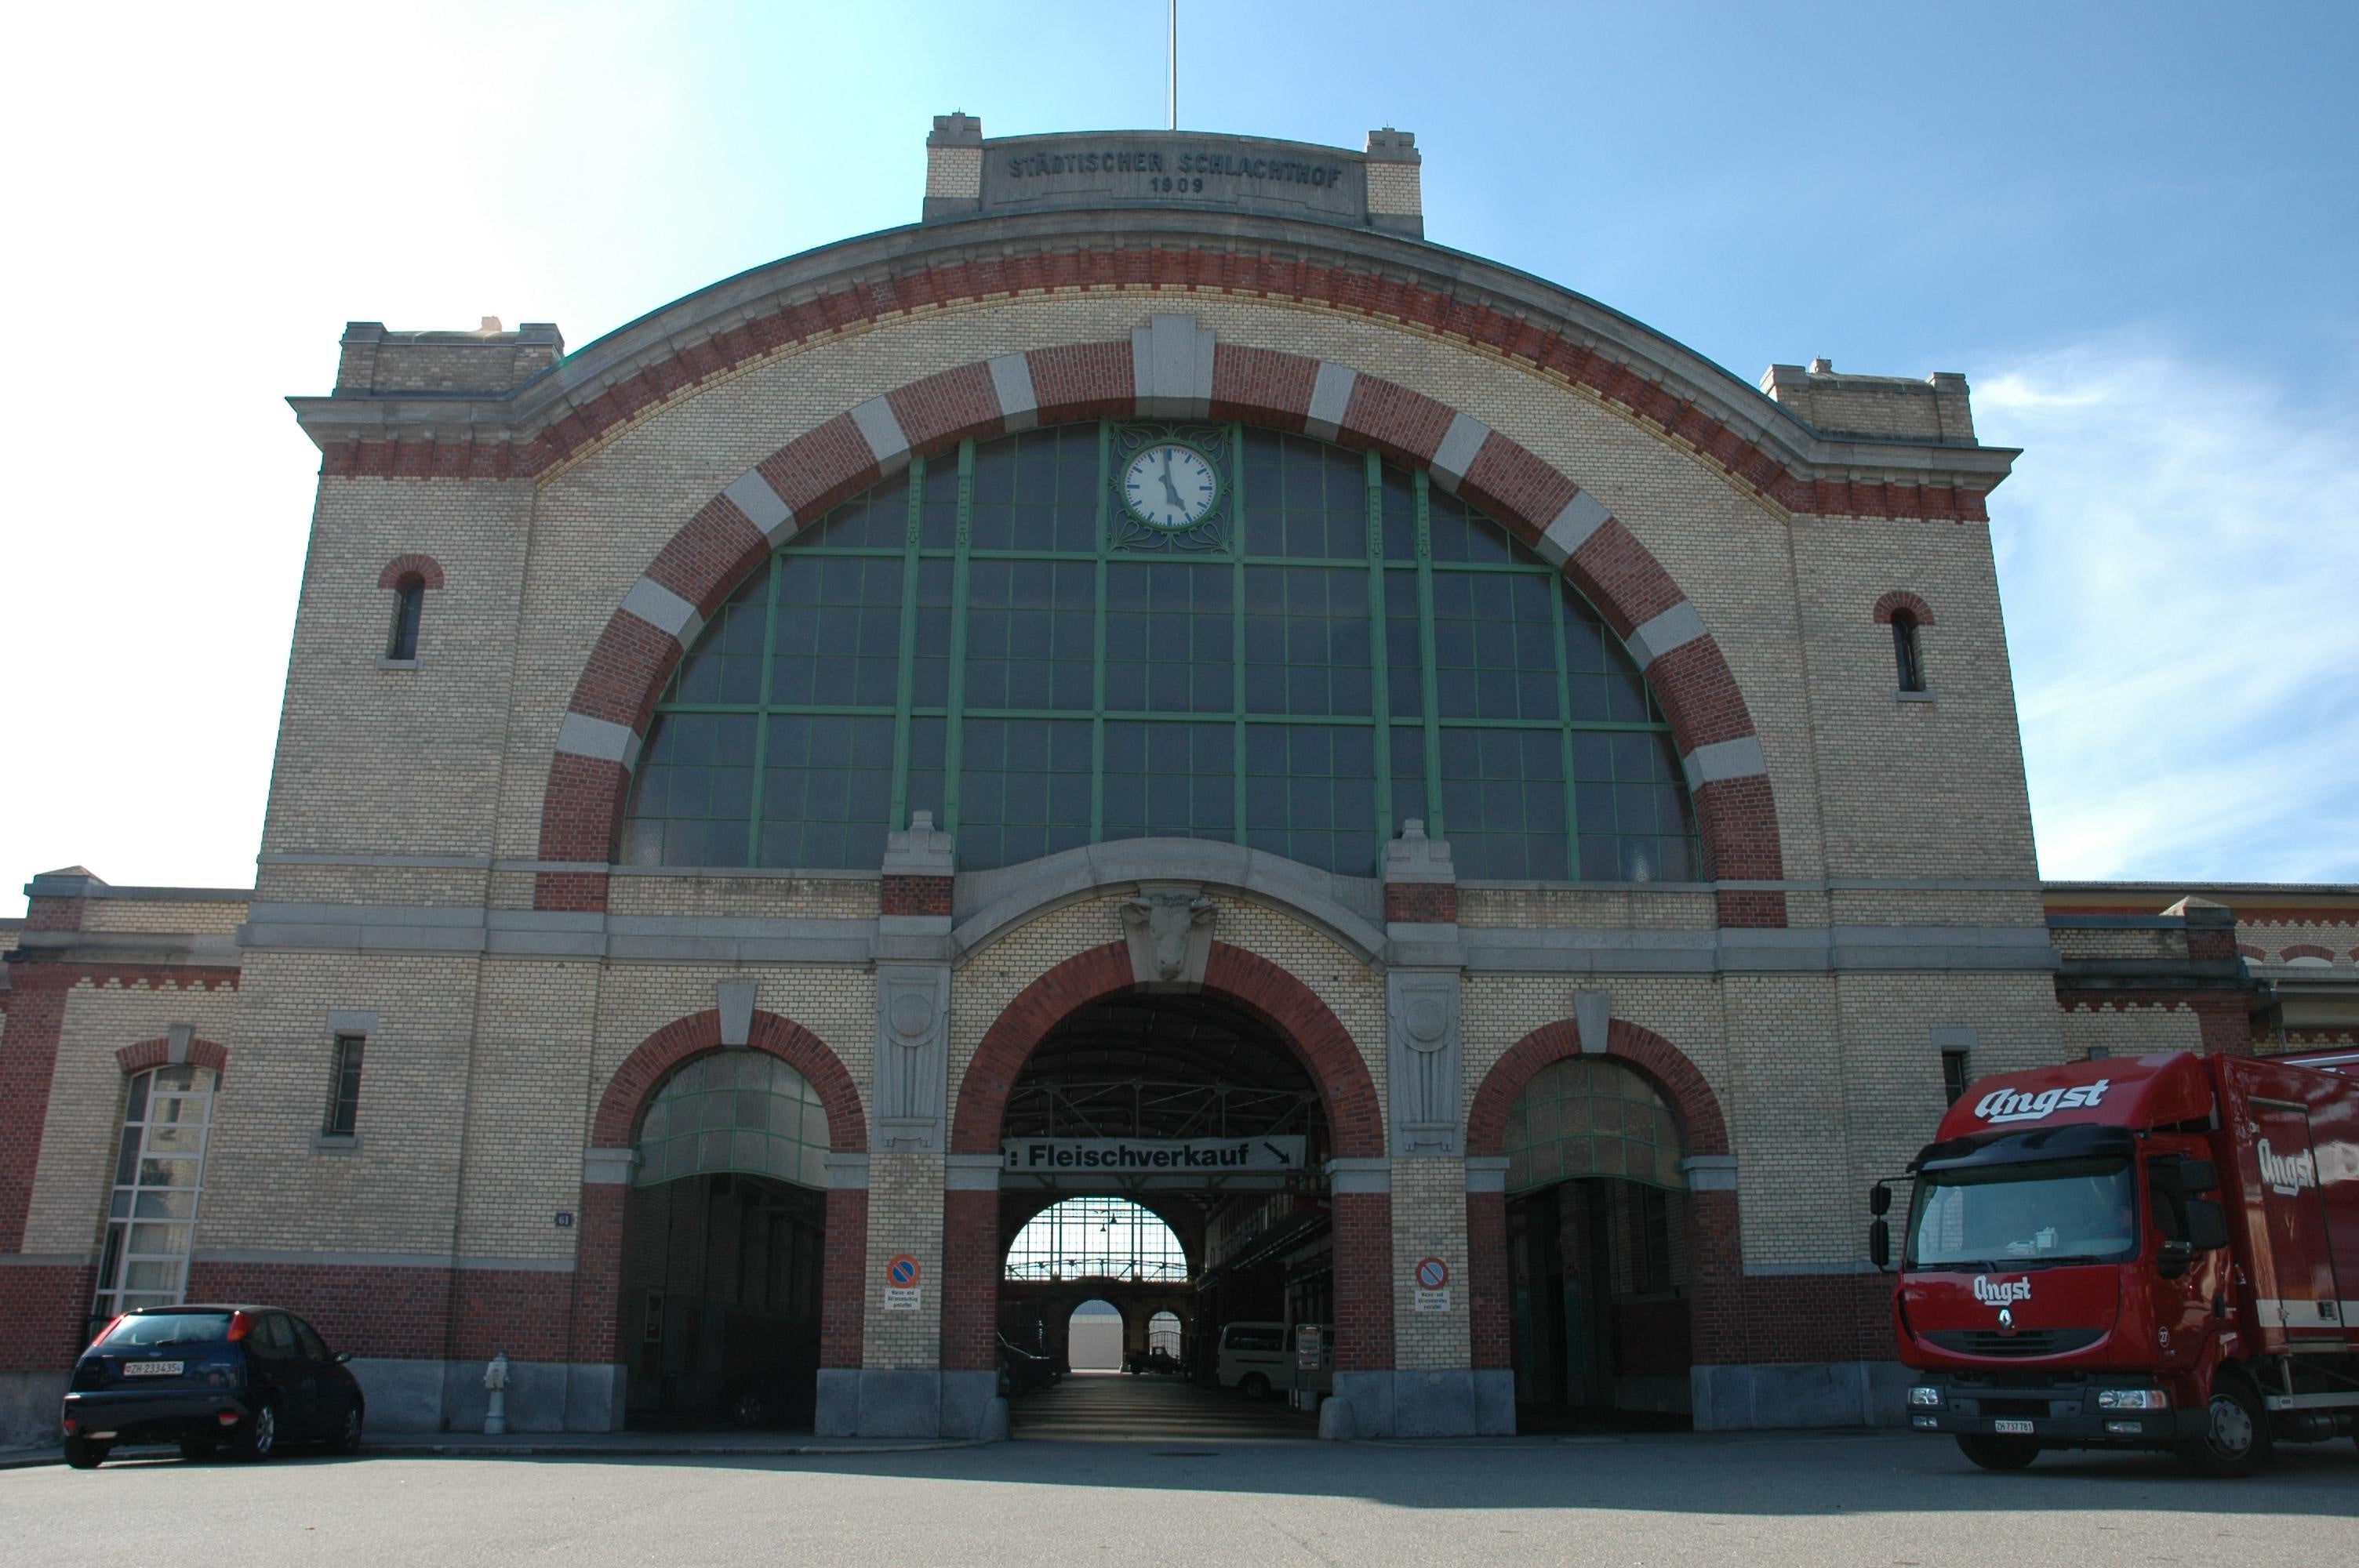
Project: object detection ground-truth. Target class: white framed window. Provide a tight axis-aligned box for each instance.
[93,1064,218,1326]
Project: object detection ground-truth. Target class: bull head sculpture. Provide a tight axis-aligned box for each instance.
[1121,891,1218,982]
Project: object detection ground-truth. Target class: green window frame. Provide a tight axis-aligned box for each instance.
[623,421,1698,881]
[634,1052,831,1191]
[1502,1057,1687,1194]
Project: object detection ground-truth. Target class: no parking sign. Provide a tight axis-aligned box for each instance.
[885,1254,922,1312]
[1413,1256,1452,1312]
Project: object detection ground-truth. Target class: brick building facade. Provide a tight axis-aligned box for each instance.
[5,118,2350,1446]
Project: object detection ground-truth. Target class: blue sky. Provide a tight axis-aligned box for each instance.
[3,2,2352,891]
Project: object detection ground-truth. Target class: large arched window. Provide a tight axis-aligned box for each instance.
[1503,1057,1686,1192]
[1005,1196,1189,1283]
[93,1064,218,1324]
[632,1051,831,1190]
[623,422,1698,881]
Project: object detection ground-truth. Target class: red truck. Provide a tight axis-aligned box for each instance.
[1875,1051,2357,1475]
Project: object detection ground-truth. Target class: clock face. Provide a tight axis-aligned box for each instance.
[1121,442,1221,531]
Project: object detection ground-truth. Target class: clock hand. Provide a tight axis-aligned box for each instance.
[1159,451,1186,510]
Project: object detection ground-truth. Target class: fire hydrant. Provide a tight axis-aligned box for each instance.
[483,1352,511,1436]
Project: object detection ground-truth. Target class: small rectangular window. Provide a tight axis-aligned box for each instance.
[1892,615,1927,693]
[1941,1049,1972,1105]
[388,582,424,660]
[324,1034,365,1135]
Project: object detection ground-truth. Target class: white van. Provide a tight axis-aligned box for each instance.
[1215,1322,1332,1399]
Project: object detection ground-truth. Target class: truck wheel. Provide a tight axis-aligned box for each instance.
[1238,1373,1270,1402]
[1955,1435,2038,1472]
[62,1436,110,1470]
[2176,1378,2270,1479]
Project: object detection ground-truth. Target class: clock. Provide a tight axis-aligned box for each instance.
[1120,441,1221,531]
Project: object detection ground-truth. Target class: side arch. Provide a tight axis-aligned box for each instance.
[533,336,1787,927]
[568,1008,868,1373]
[1870,589,1934,626]
[377,554,446,590]
[1464,1018,1742,1375]
[941,939,1392,1375]
[1467,1018,1729,1160]
[114,1036,230,1080]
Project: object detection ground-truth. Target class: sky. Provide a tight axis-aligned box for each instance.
[2,1,2353,895]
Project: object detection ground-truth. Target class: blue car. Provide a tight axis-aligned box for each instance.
[60,1305,365,1467]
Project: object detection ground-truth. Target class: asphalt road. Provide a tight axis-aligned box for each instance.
[4,1431,2353,1567]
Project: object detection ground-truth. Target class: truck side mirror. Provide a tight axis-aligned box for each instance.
[2178,1159,2219,1194]
[1869,1183,1891,1217]
[2186,1198,2230,1252]
[1869,1219,1891,1270]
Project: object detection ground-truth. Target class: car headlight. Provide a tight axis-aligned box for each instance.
[2095,1388,2170,1410]
[1908,1385,1944,1407]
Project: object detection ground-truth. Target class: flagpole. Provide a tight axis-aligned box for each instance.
[1169,0,1177,130]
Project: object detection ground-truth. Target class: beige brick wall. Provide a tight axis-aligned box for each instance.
[256,866,489,906]
[605,874,881,920]
[201,951,482,1254]
[21,978,242,1257]
[1390,1156,1468,1369]
[2059,1002,2205,1063]
[80,898,248,935]
[1457,887,1717,931]
[261,478,534,890]
[1790,511,2037,887]
[865,1152,942,1367]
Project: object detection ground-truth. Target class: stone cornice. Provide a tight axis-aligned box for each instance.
[289,212,2016,507]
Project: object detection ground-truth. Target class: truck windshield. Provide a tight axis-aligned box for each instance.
[1906,1156,2137,1270]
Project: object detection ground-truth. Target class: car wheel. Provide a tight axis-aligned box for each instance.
[179,1439,219,1463]
[333,1401,365,1457]
[63,1436,109,1470]
[235,1400,279,1463]
[728,1387,766,1428]
[2177,1377,2270,1479]
[1954,1434,2038,1472]
[1238,1373,1270,1402]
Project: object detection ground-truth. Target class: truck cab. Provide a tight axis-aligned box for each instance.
[1881,1051,2357,1476]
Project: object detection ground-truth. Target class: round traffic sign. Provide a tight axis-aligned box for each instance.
[887,1254,921,1288]
[1415,1257,1449,1290]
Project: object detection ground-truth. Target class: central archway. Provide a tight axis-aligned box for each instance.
[943,938,1390,1383]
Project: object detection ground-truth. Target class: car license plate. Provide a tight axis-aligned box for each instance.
[1992,1419,2034,1435]
[123,1360,184,1377]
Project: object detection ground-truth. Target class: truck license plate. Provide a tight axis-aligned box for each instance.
[123,1361,183,1377]
[1992,1419,2034,1435]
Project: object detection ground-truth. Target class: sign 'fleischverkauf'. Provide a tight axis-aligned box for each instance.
[1002,1136,1307,1174]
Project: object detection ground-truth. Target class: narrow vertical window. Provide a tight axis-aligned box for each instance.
[1940,1048,1972,1105]
[93,1065,217,1327]
[387,578,425,661]
[324,1034,365,1136]
[1891,610,1926,693]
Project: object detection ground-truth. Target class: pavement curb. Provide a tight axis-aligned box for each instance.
[1,1438,990,1470]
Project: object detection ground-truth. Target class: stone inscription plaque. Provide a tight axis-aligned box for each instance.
[979,133,1369,226]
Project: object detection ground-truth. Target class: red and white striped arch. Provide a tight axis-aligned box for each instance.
[534,319,1789,926]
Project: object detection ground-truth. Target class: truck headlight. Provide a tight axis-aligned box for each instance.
[1908,1385,1943,1407]
[2095,1388,2170,1410]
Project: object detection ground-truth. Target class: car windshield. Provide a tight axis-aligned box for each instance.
[99,1311,233,1348]
[1906,1156,2138,1270]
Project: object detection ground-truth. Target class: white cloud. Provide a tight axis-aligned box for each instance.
[1977,340,2359,883]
